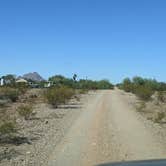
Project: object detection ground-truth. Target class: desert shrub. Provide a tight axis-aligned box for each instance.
[96,80,114,89]
[0,121,17,135]
[44,86,75,108]
[17,105,33,120]
[15,83,28,94]
[74,95,80,102]
[136,101,146,112]
[157,91,166,103]
[62,87,75,99]
[135,86,154,101]
[157,82,166,91]
[78,89,88,94]
[0,100,8,107]
[120,77,166,101]
[154,112,165,123]
[0,87,19,102]
[29,94,38,99]
[122,78,133,92]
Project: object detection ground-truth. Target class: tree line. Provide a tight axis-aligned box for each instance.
[118,76,166,100]
[0,74,114,90]
[48,75,114,90]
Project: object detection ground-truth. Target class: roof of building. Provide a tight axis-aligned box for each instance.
[16,79,28,83]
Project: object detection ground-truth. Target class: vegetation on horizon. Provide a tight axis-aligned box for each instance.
[48,75,114,90]
[118,76,166,101]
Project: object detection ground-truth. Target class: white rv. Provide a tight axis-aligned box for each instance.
[0,78,4,86]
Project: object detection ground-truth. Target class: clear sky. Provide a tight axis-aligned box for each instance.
[0,0,166,83]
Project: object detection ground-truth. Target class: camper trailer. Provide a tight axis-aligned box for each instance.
[0,78,4,86]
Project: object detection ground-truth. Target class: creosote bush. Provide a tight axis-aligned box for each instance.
[157,91,166,103]
[136,101,146,112]
[120,77,156,101]
[0,121,17,136]
[77,89,88,94]
[0,87,19,102]
[134,86,154,101]
[15,83,29,94]
[17,105,33,120]
[44,86,75,108]
[154,112,165,123]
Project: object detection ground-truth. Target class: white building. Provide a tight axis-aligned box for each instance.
[16,78,28,83]
[44,81,54,88]
[0,78,4,86]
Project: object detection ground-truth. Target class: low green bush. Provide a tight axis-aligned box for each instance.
[157,91,166,103]
[136,101,146,112]
[44,86,75,108]
[0,87,19,102]
[154,112,165,123]
[0,121,17,135]
[15,83,28,94]
[17,105,33,120]
[78,89,88,94]
[134,86,154,101]
[122,78,133,92]
[120,77,164,101]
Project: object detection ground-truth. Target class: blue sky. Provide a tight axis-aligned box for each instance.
[0,0,166,83]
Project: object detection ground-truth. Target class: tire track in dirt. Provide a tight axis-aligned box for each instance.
[47,89,166,166]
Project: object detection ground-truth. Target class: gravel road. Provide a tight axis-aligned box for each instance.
[47,89,166,166]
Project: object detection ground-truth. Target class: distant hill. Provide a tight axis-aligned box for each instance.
[22,72,45,82]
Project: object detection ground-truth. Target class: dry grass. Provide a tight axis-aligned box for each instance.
[136,101,146,112]
[0,121,17,135]
[157,91,166,103]
[154,111,165,123]
[0,87,19,102]
[17,104,34,120]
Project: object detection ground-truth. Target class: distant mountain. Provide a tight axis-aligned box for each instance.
[22,72,45,82]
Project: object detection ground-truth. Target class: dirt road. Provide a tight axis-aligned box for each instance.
[47,89,166,166]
